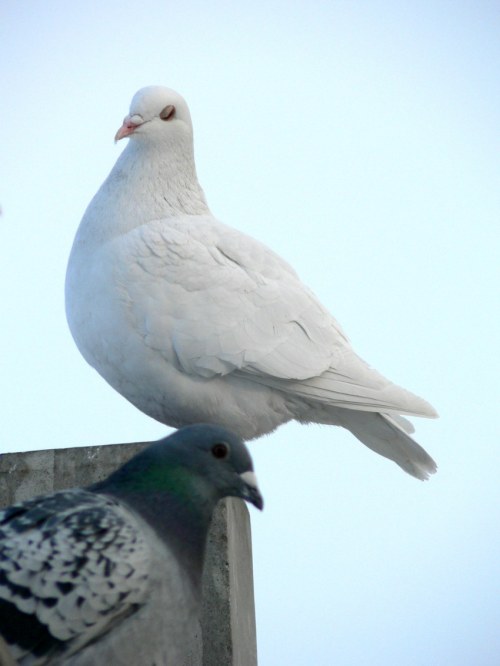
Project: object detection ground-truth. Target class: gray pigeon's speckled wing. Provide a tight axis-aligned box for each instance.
[0,490,151,664]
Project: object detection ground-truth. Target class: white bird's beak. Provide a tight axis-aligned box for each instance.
[114,114,144,142]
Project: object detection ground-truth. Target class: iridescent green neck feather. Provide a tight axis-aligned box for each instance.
[91,457,219,592]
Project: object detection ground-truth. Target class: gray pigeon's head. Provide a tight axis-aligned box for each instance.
[114,85,193,144]
[97,424,263,511]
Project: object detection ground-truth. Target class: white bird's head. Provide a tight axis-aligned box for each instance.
[114,86,193,144]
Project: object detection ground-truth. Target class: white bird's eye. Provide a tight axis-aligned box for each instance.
[160,105,176,121]
[211,442,229,459]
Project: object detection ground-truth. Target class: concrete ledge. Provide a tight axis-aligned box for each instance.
[0,443,258,666]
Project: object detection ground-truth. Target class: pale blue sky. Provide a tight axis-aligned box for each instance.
[1,2,499,664]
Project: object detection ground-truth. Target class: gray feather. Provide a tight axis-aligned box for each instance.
[0,424,262,665]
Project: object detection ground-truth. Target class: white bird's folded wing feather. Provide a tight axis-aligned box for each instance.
[120,215,435,418]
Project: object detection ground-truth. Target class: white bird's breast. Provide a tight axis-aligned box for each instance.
[66,201,343,414]
[66,212,308,434]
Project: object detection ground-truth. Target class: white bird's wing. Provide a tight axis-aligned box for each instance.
[123,215,436,418]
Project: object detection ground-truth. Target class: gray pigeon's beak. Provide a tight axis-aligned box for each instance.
[239,471,264,510]
[114,114,144,142]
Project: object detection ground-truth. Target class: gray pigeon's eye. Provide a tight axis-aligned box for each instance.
[160,105,175,121]
[211,442,229,459]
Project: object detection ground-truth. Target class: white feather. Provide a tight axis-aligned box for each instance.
[66,85,438,479]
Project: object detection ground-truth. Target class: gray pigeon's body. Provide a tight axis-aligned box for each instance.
[66,86,438,480]
[0,425,263,665]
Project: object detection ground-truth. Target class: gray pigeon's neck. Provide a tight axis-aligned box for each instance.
[107,488,215,593]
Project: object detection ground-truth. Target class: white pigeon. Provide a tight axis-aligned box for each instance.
[66,86,438,480]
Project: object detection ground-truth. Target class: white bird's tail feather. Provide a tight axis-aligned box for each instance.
[384,413,415,434]
[301,407,437,480]
[344,412,437,480]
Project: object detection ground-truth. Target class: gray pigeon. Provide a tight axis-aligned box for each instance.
[0,424,263,665]
[65,86,438,480]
